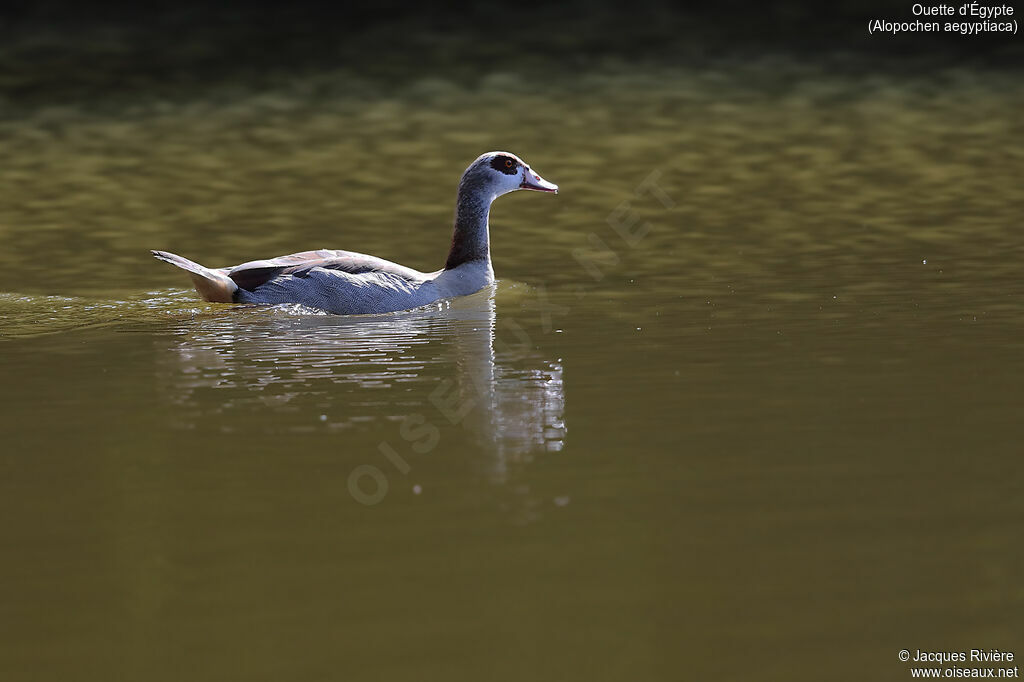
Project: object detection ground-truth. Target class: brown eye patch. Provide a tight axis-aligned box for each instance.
[490,155,518,175]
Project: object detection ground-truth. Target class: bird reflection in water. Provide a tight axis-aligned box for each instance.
[157,285,566,487]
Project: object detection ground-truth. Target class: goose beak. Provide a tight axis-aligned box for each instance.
[520,168,558,194]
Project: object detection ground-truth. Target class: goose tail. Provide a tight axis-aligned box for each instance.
[151,250,238,303]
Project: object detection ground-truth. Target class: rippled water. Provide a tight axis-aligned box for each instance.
[1,57,1022,680]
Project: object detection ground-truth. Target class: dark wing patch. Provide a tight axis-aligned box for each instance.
[228,266,293,291]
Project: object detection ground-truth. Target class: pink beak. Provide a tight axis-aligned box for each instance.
[520,167,558,193]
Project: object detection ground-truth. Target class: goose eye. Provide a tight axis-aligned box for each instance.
[490,155,518,175]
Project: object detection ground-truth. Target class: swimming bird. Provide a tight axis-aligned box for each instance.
[151,152,557,315]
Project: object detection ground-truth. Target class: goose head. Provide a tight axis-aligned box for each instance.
[463,151,558,199]
[445,151,558,271]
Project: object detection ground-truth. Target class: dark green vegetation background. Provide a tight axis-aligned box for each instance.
[2,0,1020,113]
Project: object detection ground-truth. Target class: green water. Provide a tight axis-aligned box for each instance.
[1,60,1023,680]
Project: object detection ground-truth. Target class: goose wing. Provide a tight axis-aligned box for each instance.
[225,249,427,292]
